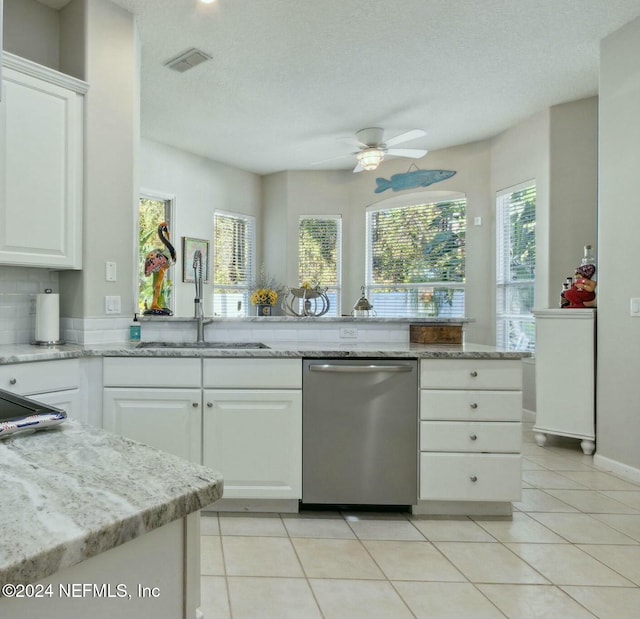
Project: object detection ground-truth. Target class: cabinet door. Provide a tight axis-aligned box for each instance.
[203,389,302,499]
[30,389,81,418]
[0,65,83,268]
[103,388,202,463]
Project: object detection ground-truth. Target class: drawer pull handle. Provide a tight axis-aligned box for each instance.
[470,434,478,441]
[470,371,478,377]
[207,402,213,408]
[470,475,478,482]
[9,378,17,385]
[192,402,199,408]
[470,402,478,409]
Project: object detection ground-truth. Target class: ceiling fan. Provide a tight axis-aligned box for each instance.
[323,127,428,173]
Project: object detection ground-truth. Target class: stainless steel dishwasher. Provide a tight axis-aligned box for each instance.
[302,358,418,506]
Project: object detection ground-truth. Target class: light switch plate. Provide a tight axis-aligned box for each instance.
[105,295,121,315]
[106,261,117,282]
[631,298,640,316]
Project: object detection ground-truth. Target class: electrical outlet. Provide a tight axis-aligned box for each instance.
[339,327,358,339]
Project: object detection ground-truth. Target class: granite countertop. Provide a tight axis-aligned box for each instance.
[0,341,528,365]
[0,419,223,588]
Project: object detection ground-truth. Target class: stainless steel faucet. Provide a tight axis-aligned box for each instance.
[193,249,206,343]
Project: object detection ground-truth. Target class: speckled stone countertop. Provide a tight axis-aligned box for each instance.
[0,341,528,364]
[0,420,223,588]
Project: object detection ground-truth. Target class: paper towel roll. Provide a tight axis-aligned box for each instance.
[35,291,60,344]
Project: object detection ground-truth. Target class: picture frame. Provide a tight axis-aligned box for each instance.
[182,237,210,283]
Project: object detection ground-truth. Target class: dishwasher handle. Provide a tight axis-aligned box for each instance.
[308,363,413,373]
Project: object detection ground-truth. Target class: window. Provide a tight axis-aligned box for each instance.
[298,216,342,316]
[138,196,173,314]
[212,210,256,316]
[365,197,466,317]
[496,181,536,352]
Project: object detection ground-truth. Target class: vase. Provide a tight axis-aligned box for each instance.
[256,304,272,316]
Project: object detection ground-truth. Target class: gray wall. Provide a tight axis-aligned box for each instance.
[58,0,137,319]
[597,16,640,473]
[3,0,59,69]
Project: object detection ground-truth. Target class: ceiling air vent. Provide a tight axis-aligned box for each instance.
[164,48,212,73]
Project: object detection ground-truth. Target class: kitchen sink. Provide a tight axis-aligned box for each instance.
[136,341,270,349]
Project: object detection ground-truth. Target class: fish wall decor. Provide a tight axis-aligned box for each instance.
[374,169,456,194]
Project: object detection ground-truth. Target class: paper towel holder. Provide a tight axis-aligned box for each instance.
[34,288,64,347]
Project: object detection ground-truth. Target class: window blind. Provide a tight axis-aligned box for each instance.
[298,216,342,316]
[213,210,256,317]
[365,199,466,318]
[496,182,536,352]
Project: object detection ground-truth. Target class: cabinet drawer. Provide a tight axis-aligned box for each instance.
[0,359,80,395]
[420,453,521,501]
[203,358,301,389]
[420,421,521,452]
[420,359,522,390]
[420,390,522,421]
[103,357,201,388]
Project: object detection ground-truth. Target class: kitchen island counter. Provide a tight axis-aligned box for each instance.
[0,418,222,614]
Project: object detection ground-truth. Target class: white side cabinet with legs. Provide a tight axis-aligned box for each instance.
[533,309,596,455]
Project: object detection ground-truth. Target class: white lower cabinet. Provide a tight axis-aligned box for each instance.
[29,388,81,418]
[101,357,303,503]
[202,389,302,499]
[419,359,523,511]
[102,358,202,463]
[103,388,202,463]
[202,359,302,501]
[0,359,81,416]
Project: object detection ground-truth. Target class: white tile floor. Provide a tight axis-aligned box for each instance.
[200,422,640,618]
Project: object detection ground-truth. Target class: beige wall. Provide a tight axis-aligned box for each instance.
[3,0,59,69]
[597,16,640,473]
[57,0,137,318]
[548,97,598,302]
[140,139,262,317]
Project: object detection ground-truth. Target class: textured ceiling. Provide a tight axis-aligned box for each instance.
[46,0,640,174]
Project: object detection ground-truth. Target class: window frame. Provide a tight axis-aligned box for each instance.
[364,193,467,318]
[298,214,342,317]
[212,209,256,317]
[137,192,175,315]
[495,180,536,352]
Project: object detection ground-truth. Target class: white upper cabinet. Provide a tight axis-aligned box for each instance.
[0,53,87,269]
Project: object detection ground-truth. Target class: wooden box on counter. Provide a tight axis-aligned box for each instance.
[410,324,463,345]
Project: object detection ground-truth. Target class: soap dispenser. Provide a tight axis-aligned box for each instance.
[130,314,141,342]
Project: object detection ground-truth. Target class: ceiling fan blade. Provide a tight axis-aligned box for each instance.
[310,153,353,166]
[384,129,426,147]
[386,148,428,159]
[338,136,368,148]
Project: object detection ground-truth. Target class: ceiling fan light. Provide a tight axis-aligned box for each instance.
[356,148,385,171]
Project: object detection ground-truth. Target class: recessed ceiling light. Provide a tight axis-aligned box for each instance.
[200,0,216,4]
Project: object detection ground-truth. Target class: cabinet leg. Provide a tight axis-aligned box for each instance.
[580,439,595,455]
[534,432,547,447]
